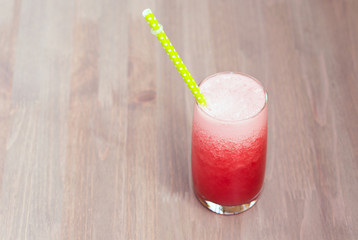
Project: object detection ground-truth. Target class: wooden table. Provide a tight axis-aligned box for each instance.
[1,0,357,239]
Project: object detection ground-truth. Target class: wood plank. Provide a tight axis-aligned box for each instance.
[0,0,74,239]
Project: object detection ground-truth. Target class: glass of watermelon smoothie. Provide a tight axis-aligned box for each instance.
[191,72,268,215]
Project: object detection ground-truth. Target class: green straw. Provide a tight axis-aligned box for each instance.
[142,9,207,106]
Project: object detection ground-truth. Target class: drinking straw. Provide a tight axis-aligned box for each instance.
[142,9,207,106]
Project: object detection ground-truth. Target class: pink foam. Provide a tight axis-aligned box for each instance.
[200,72,266,121]
[193,72,267,141]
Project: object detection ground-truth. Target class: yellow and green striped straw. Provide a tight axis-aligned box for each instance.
[142,9,207,106]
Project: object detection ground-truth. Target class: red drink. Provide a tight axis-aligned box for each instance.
[191,72,267,215]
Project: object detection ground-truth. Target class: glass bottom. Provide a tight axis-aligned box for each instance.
[195,192,258,215]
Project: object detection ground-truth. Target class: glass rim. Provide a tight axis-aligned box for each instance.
[196,71,268,123]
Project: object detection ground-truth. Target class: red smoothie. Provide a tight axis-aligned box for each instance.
[191,72,267,213]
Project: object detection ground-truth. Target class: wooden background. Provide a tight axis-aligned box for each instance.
[0,0,357,239]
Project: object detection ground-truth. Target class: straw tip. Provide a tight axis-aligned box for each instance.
[142,9,152,17]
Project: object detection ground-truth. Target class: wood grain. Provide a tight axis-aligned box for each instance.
[0,0,357,239]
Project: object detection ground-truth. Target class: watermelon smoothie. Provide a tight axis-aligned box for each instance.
[191,72,267,215]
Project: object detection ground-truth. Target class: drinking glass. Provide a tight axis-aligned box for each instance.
[191,72,268,215]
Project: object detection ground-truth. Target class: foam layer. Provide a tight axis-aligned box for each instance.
[200,72,266,121]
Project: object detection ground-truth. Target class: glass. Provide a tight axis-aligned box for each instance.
[191,72,268,215]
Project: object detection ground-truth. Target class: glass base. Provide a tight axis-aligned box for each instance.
[195,193,258,215]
